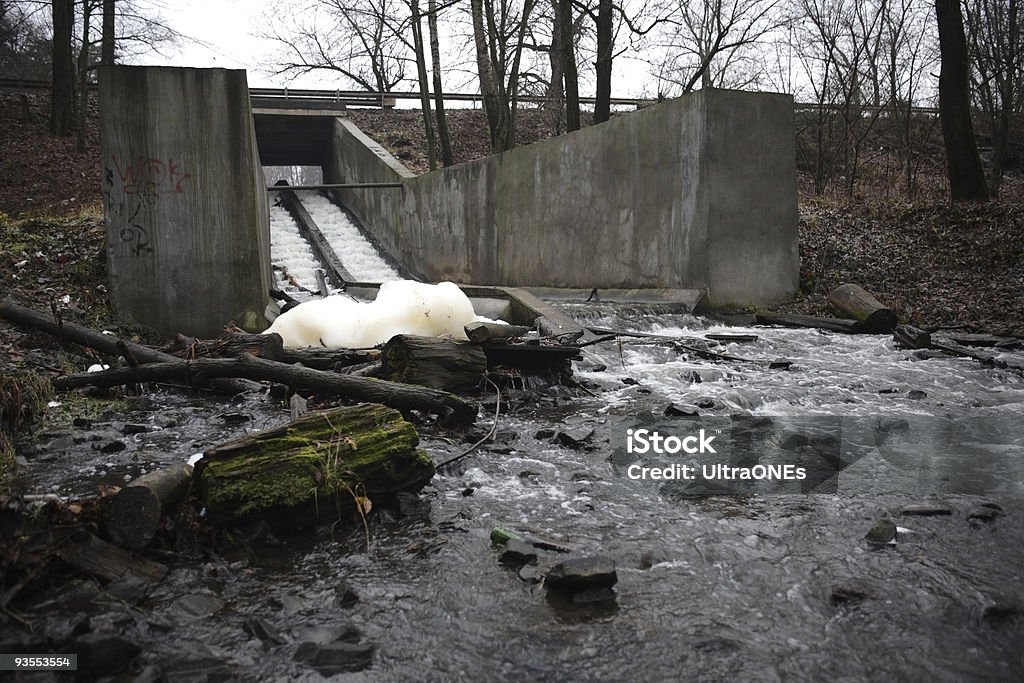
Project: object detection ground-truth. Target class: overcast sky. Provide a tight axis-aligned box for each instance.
[128,0,656,96]
[131,0,288,88]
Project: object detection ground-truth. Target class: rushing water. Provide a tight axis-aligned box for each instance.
[16,202,1024,682]
[22,305,1020,681]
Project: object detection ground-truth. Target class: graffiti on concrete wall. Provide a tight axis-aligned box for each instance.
[103,156,194,257]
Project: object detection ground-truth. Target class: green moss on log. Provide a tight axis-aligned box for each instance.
[196,403,435,524]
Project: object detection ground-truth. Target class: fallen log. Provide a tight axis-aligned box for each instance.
[754,313,863,334]
[828,284,897,333]
[55,530,168,583]
[53,353,477,423]
[0,299,250,394]
[105,463,193,550]
[167,332,285,361]
[382,335,486,392]
[464,321,529,343]
[166,331,380,371]
[194,403,435,526]
[893,325,932,349]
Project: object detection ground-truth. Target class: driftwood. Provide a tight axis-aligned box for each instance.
[168,332,284,360]
[167,331,379,371]
[464,321,529,343]
[755,313,863,334]
[893,325,932,349]
[0,299,250,394]
[382,335,487,392]
[55,531,168,583]
[894,325,1022,374]
[54,353,477,423]
[828,284,897,333]
[195,403,435,526]
[105,464,193,550]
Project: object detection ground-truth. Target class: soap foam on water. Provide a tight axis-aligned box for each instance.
[264,280,481,348]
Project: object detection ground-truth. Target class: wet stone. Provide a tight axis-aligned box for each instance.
[219,412,251,425]
[243,617,288,646]
[907,390,928,400]
[334,580,359,608]
[499,539,538,567]
[95,438,126,453]
[638,547,671,570]
[293,641,374,675]
[621,377,640,386]
[518,565,542,583]
[556,427,594,449]
[664,402,700,417]
[173,592,225,618]
[830,580,874,606]
[864,519,897,545]
[968,504,1004,522]
[534,427,556,440]
[104,575,152,604]
[121,423,150,435]
[545,556,618,593]
[72,417,93,429]
[680,369,702,384]
[768,359,792,370]
[71,634,141,677]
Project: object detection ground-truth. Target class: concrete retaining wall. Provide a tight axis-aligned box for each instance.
[326,89,798,306]
[100,66,271,337]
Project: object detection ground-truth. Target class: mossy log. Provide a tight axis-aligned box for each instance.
[827,284,898,333]
[194,403,435,526]
[382,335,487,392]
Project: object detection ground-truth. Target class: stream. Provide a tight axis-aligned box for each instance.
[10,305,1024,681]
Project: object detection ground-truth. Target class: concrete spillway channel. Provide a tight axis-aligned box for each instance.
[265,181,586,351]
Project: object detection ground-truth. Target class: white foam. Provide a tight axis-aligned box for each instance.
[264,280,480,348]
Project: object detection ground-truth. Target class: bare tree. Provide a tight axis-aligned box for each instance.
[427,0,454,165]
[264,0,410,91]
[470,0,537,151]
[101,0,113,65]
[964,0,1023,195]
[936,0,988,200]
[51,0,75,136]
[653,0,786,95]
[75,0,95,151]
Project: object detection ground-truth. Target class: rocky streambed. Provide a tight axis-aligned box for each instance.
[2,307,1024,681]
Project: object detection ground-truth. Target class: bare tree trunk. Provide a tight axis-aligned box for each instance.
[427,0,453,166]
[936,0,989,200]
[50,0,75,137]
[559,0,580,131]
[76,0,92,152]
[102,0,115,65]
[410,0,437,170]
[593,0,613,123]
[547,0,565,133]
[470,0,506,152]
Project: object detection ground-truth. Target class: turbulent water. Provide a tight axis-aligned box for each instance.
[13,209,1024,679]
[17,304,1023,681]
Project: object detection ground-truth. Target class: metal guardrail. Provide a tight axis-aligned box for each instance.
[1,77,941,115]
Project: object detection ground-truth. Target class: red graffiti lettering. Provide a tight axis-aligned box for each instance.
[108,155,193,198]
